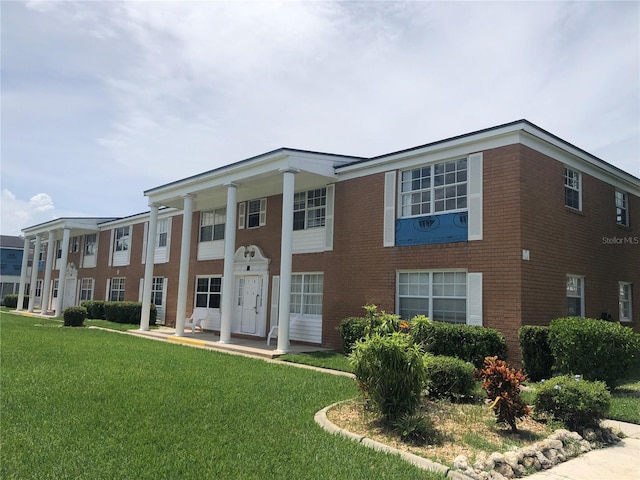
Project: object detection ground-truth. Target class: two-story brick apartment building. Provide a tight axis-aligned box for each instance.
[16,120,639,358]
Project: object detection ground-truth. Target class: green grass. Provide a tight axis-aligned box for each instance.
[1,311,443,480]
[279,351,354,373]
[609,357,640,424]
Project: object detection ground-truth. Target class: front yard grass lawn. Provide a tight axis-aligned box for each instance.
[0,311,443,480]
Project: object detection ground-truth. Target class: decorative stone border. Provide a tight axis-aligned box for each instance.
[315,402,621,480]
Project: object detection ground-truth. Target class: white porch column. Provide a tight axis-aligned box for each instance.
[16,236,31,311]
[28,235,42,312]
[220,182,239,344]
[175,194,194,337]
[140,204,159,331]
[41,231,56,314]
[54,227,71,317]
[276,168,298,353]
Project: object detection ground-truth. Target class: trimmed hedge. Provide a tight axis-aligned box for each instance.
[412,321,508,369]
[81,300,106,320]
[423,355,476,401]
[534,375,611,430]
[3,294,29,309]
[338,317,369,354]
[548,317,640,388]
[104,302,157,325]
[63,306,87,327]
[518,325,553,381]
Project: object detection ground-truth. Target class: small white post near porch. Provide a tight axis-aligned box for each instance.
[16,236,31,311]
[40,230,56,315]
[54,227,71,317]
[140,204,159,331]
[220,182,239,344]
[276,168,298,353]
[27,234,41,312]
[175,194,194,337]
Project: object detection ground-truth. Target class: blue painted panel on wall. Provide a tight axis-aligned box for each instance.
[395,212,468,246]
[0,249,24,276]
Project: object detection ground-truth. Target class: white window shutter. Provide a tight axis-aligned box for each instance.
[108,230,115,266]
[270,276,280,328]
[238,202,246,229]
[383,171,397,247]
[138,278,144,302]
[105,279,111,301]
[142,222,148,264]
[165,218,172,262]
[259,199,267,226]
[325,184,335,251]
[467,272,483,326]
[468,152,483,241]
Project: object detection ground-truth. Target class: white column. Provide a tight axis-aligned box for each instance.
[277,168,298,353]
[175,194,194,336]
[16,236,31,311]
[219,183,239,344]
[140,204,159,331]
[54,228,71,317]
[41,231,56,314]
[28,235,42,312]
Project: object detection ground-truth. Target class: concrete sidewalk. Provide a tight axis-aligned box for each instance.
[527,420,640,480]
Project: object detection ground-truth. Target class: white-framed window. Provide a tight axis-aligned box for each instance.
[84,233,97,255]
[619,282,632,322]
[616,191,629,226]
[200,208,226,242]
[290,273,323,315]
[34,279,43,298]
[109,277,126,302]
[80,278,94,301]
[293,188,326,230]
[566,275,584,317]
[238,199,266,229]
[152,277,164,307]
[195,276,222,308]
[156,219,169,248]
[397,271,467,323]
[52,279,59,299]
[114,227,130,252]
[56,241,62,259]
[564,167,581,210]
[400,158,468,218]
[69,236,80,253]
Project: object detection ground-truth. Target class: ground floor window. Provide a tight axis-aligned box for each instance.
[195,276,222,308]
[34,279,42,298]
[619,282,632,322]
[109,277,126,302]
[152,277,164,306]
[290,273,323,315]
[80,278,94,301]
[566,275,584,317]
[397,271,467,323]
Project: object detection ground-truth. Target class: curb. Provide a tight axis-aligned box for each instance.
[314,402,475,480]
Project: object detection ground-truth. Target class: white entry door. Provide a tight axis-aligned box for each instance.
[62,278,77,310]
[235,275,262,335]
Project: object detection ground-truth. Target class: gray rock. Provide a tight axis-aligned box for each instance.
[454,454,471,471]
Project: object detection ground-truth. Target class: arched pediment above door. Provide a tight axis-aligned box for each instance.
[233,245,270,273]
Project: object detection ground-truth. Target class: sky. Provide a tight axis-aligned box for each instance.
[1,0,639,236]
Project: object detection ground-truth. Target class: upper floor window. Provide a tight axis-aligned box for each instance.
[564,167,581,210]
[114,226,130,252]
[84,234,97,255]
[200,208,225,242]
[290,273,324,315]
[294,188,326,230]
[616,191,629,226]
[400,158,467,217]
[566,275,584,317]
[156,219,169,248]
[69,236,80,253]
[619,282,632,322]
[239,199,266,229]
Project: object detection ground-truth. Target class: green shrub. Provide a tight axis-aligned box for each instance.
[548,317,640,388]
[534,375,611,430]
[63,306,87,327]
[104,302,157,325]
[350,332,426,420]
[412,321,508,368]
[519,325,553,381]
[423,355,476,400]
[3,294,29,309]
[392,412,439,445]
[478,356,530,432]
[337,317,368,354]
[81,300,106,320]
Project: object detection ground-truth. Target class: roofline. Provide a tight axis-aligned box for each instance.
[21,217,119,232]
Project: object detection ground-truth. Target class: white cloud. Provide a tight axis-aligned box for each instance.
[1,190,56,236]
